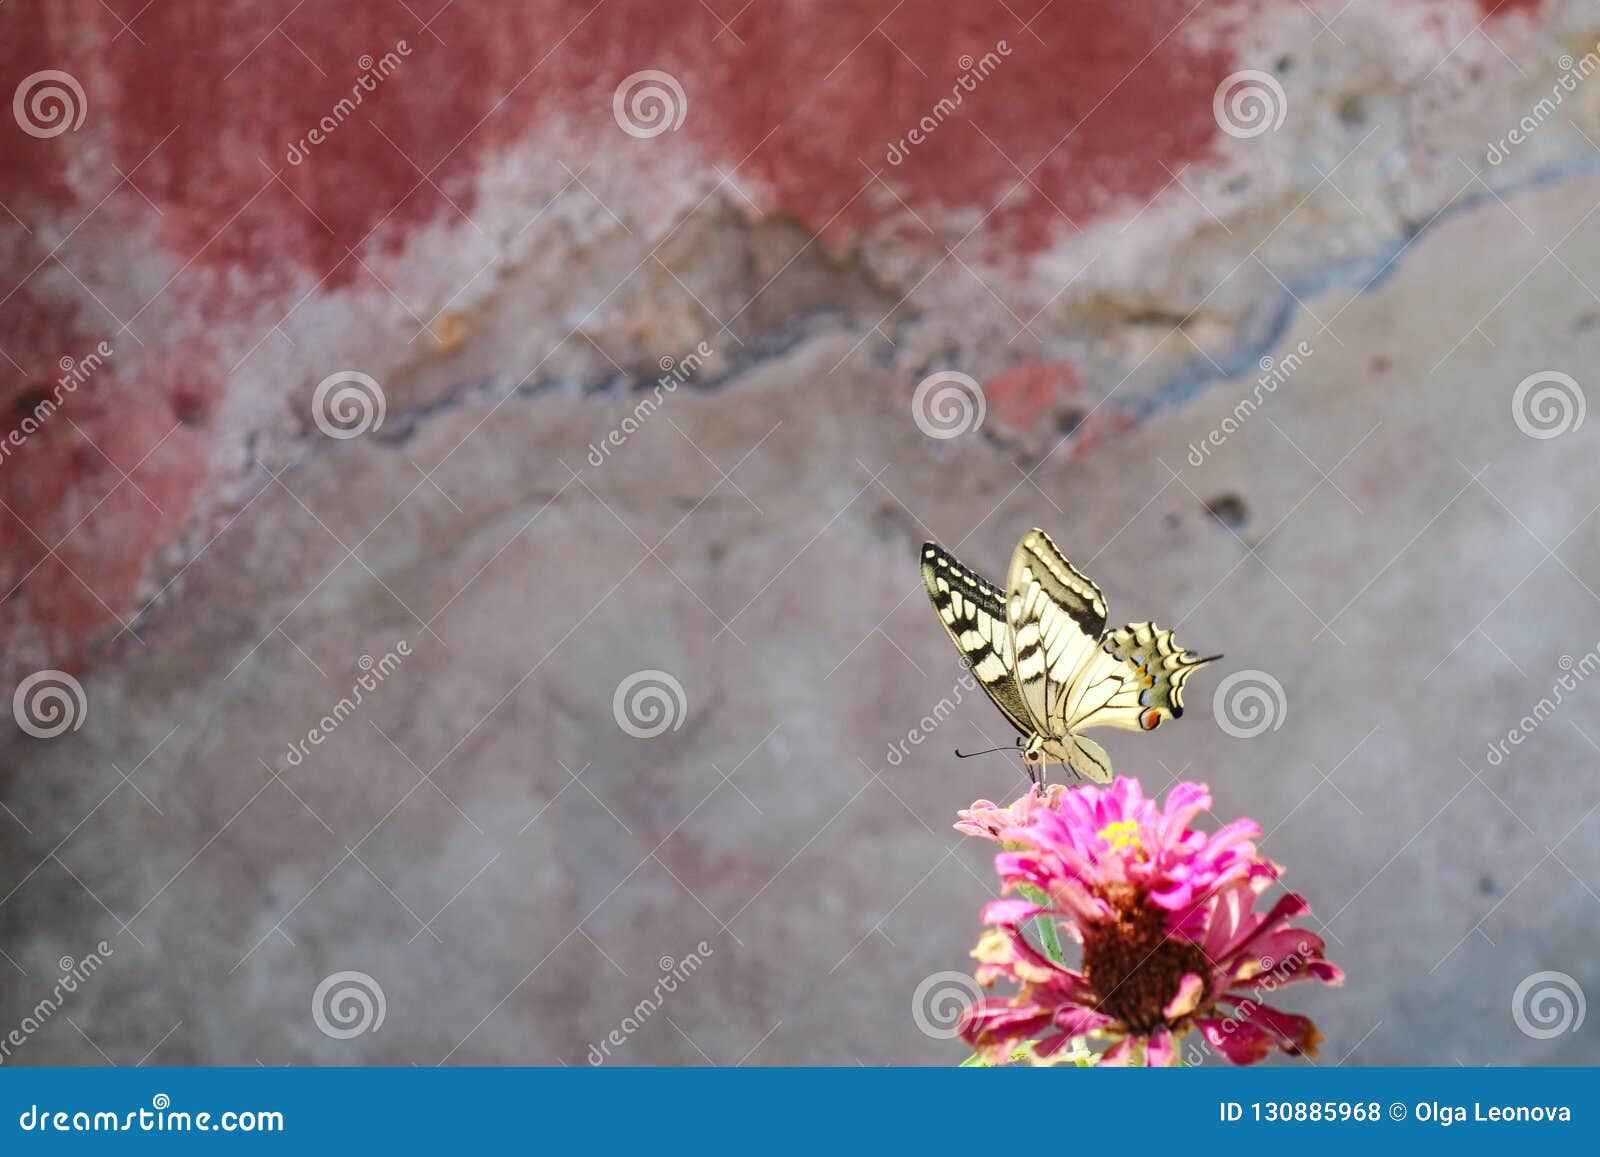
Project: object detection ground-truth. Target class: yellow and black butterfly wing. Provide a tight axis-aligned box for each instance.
[920,541,1036,740]
[1064,622,1219,734]
[1004,528,1111,738]
[1061,734,1114,784]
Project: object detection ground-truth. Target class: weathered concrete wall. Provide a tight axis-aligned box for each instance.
[2,0,1598,1064]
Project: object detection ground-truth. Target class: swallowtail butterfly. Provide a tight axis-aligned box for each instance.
[920,528,1218,784]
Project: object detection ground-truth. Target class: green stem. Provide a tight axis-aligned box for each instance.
[1018,883,1064,965]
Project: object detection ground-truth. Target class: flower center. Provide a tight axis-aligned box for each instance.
[1081,887,1213,1034]
[1096,819,1142,856]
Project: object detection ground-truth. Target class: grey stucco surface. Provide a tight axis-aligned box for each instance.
[4,173,1600,1065]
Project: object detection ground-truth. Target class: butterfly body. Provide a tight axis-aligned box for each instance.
[920,529,1217,784]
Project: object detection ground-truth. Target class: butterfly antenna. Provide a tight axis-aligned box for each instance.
[954,737,1024,759]
[953,743,1015,759]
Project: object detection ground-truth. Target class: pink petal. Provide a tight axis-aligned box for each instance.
[1226,928,1343,988]
[1148,876,1200,910]
[959,998,1054,1041]
[981,898,1045,927]
[1163,972,1206,1020]
[1031,1031,1083,1059]
[1054,1005,1116,1037]
[1197,1016,1276,1066]
[1049,880,1115,924]
[1144,1028,1178,1067]
[971,926,1089,991]
[1159,782,1212,846]
[1204,817,1263,854]
[993,849,1045,883]
[1200,884,1256,958]
[960,1001,1057,1061]
[1099,1036,1138,1066]
[1211,890,1312,962]
[1233,1001,1325,1058]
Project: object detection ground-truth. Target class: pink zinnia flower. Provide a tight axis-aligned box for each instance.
[956,777,1343,1066]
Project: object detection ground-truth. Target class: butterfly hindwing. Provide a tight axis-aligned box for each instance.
[920,542,1036,741]
[1066,622,1217,733]
[1061,734,1114,785]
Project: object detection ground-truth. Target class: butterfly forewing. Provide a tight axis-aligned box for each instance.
[919,542,1036,740]
[1005,529,1109,737]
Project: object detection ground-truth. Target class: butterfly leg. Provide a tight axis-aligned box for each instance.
[1022,737,1044,789]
